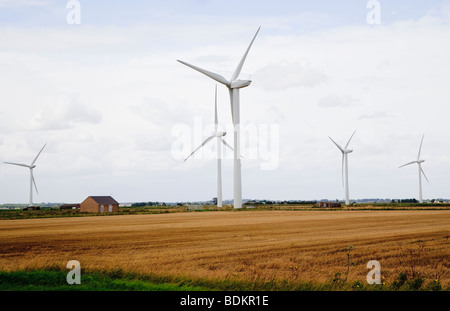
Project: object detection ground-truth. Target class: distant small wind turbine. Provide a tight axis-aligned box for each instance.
[184,86,233,207]
[178,27,260,209]
[4,143,46,207]
[399,134,429,203]
[329,131,356,205]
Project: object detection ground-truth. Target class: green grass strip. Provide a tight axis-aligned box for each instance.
[0,270,207,291]
[0,269,447,291]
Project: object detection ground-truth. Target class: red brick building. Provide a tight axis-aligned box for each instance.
[80,196,119,213]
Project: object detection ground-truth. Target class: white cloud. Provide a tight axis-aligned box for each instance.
[318,94,360,108]
[358,111,391,120]
[28,94,102,130]
[0,0,50,8]
[253,60,328,91]
[0,26,129,52]
[129,96,195,127]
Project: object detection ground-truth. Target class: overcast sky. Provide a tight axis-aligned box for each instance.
[1,0,449,204]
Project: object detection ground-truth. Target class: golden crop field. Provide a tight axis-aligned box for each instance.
[0,210,449,287]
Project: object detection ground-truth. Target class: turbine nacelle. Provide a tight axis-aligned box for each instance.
[215,132,226,137]
[329,130,356,155]
[177,27,259,92]
[230,79,252,89]
[183,87,234,163]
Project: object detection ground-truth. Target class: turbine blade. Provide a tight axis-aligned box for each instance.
[31,143,46,166]
[221,138,234,152]
[420,166,429,183]
[399,161,416,168]
[345,130,357,149]
[4,162,30,168]
[228,89,234,124]
[184,136,215,161]
[220,138,244,158]
[231,27,261,81]
[31,170,38,194]
[417,134,425,161]
[329,137,344,152]
[177,60,230,86]
[341,154,345,187]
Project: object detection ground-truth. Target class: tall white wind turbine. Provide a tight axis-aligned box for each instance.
[399,134,429,203]
[184,86,234,207]
[4,143,46,207]
[329,131,356,205]
[178,27,260,209]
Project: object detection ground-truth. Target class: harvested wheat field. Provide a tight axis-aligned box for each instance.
[0,210,449,287]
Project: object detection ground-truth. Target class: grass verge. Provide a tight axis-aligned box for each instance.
[0,269,207,291]
[1,269,447,291]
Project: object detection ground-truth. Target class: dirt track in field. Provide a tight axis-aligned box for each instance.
[1,210,449,285]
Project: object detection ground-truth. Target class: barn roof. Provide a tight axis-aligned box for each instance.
[89,196,119,205]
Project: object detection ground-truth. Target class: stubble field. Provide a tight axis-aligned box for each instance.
[0,210,449,289]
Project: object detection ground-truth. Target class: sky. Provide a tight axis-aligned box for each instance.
[0,0,449,204]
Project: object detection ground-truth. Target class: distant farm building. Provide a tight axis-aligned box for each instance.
[80,196,119,213]
[60,204,80,211]
[318,202,342,208]
[23,206,40,211]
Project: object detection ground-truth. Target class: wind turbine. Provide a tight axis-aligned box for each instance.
[399,134,429,203]
[4,143,46,207]
[184,86,234,207]
[178,27,260,209]
[329,131,356,205]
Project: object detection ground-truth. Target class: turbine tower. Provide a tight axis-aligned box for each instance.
[178,27,260,209]
[329,131,356,205]
[4,143,46,207]
[184,86,233,207]
[399,134,429,203]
